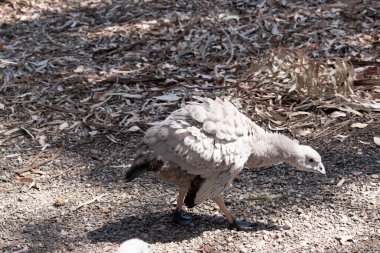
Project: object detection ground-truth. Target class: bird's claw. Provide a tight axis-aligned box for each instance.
[173,209,193,225]
[228,219,259,231]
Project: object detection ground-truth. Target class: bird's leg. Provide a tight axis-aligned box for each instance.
[213,195,258,231]
[173,187,193,225]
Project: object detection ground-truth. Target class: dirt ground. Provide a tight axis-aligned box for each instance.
[1,0,380,253]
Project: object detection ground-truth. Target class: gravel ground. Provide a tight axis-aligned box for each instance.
[1,122,379,253]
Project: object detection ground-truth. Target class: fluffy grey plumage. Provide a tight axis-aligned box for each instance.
[126,97,325,229]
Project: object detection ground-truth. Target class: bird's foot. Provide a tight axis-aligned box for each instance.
[228,219,259,231]
[173,209,193,225]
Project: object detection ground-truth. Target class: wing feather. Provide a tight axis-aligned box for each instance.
[144,97,256,191]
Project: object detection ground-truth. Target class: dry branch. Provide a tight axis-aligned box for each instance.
[71,194,108,211]
[15,149,64,175]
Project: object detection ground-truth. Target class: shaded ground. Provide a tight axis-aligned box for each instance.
[1,0,379,252]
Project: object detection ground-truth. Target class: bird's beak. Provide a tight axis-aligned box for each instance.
[318,163,325,174]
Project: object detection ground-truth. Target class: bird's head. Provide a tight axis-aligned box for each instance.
[291,145,325,174]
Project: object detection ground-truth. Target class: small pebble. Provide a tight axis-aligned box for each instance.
[67,243,75,251]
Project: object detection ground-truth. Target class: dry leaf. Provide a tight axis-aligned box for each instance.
[334,134,349,141]
[55,197,66,206]
[4,128,20,136]
[250,193,284,201]
[221,14,240,21]
[162,63,176,70]
[59,122,69,130]
[88,131,98,136]
[154,93,182,102]
[38,135,46,146]
[336,178,345,187]
[294,128,311,136]
[350,123,368,128]
[200,244,214,253]
[9,245,29,253]
[74,65,85,73]
[374,137,380,146]
[17,177,34,183]
[351,171,363,176]
[330,111,346,118]
[128,126,141,132]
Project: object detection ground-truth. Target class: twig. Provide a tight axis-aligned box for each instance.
[0,242,16,251]
[202,35,214,62]
[27,148,46,166]
[214,64,222,78]
[46,105,85,115]
[96,76,166,85]
[220,26,234,64]
[19,127,35,139]
[181,84,238,90]
[0,186,23,193]
[42,26,67,48]
[310,120,351,140]
[11,246,29,253]
[48,165,83,179]
[15,149,64,175]
[71,194,108,211]
[354,79,380,86]
[350,60,380,67]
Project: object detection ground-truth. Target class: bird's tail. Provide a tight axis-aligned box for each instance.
[126,146,163,182]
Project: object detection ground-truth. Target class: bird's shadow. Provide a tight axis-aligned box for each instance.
[87,211,279,244]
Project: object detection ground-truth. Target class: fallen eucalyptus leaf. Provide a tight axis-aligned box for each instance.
[221,14,240,21]
[350,123,368,128]
[59,122,69,130]
[351,171,363,176]
[330,111,346,118]
[249,193,284,201]
[17,177,34,183]
[334,134,349,141]
[162,63,176,70]
[154,93,182,102]
[128,126,141,132]
[88,131,98,136]
[336,178,345,187]
[74,65,85,73]
[38,135,46,146]
[55,197,66,206]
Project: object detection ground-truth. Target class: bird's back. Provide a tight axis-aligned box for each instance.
[145,97,256,173]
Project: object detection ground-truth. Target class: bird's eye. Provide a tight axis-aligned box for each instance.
[309,158,314,163]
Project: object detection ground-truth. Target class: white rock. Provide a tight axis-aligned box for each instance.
[117,239,152,253]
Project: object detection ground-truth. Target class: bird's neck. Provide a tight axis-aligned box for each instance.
[245,131,299,168]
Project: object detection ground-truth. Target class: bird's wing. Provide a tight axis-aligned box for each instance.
[144,98,252,177]
[185,97,266,141]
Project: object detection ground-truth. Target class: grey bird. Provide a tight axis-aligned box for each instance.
[126,97,325,230]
